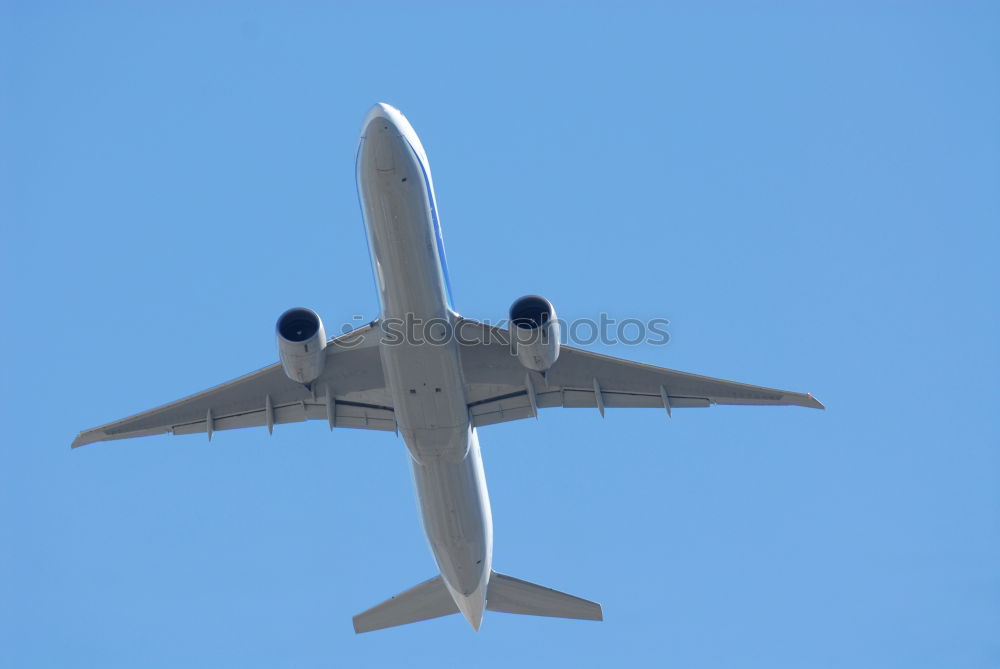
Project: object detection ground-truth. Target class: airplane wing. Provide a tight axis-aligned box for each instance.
[456,319,823,428]
[72,323,395,447]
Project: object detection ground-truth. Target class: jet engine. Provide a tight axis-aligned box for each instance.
[276,307,327,385]
[509,295,561,372]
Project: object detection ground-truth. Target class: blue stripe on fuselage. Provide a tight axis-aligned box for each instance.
[354,140,382,304]
[402,137,455,310]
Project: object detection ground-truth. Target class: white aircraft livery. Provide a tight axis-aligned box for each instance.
[73,103,824,633]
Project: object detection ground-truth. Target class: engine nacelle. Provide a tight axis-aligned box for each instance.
[509,295,561,372]
[276,307,327,385]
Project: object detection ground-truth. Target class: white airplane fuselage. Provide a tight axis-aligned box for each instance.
[356,104,492,629]
[70,101,821,634]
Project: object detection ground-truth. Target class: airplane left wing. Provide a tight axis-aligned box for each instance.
[456,319,823,428]
[72,323,394,447]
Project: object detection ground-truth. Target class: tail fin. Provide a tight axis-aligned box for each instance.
[353,575,458,634]
[352,571,603,633]
[486,571,603,621]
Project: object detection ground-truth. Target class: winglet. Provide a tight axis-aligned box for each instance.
[71,430,103,448]
[805,393,826,410]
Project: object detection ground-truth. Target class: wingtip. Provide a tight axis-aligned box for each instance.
[71,431,102,448]
[806,393,826,410]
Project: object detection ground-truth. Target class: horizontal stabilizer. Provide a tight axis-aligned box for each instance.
[353,575,459,634]
[486,571,603,621]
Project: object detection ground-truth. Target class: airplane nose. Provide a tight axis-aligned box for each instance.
[361,102,400,134]
[360,103,409,173]
[369,101,396,117]
[363,121,397,172]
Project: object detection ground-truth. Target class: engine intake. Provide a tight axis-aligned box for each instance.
[276,307,327,384]
[509,295,561,372]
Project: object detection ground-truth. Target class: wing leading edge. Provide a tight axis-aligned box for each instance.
[456,319,823,427]
[72,323,393,447]
[74,318,823,446]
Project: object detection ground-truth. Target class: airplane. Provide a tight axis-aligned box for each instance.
[73,102,824,633]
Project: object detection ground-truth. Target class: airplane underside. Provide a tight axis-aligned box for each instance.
[72,102,823,633]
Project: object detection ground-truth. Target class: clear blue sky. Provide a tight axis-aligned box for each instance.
[2,2,998,667]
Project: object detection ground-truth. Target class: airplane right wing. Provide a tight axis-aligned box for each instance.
[456,319,823,428]
[72,323,395,447]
